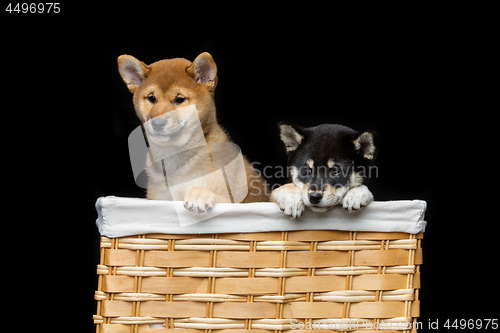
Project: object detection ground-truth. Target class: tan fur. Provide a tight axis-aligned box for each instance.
[274,163,371,217]
[290,166,347,212]
[270,183,304,218]
[279,124,304,152]
[118,52,269,211]
[353,132,376,160]
[306,159,314,169]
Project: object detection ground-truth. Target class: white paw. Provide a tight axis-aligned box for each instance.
[271,183,305,219]
[183,188,217,214]
[342,185,373,212]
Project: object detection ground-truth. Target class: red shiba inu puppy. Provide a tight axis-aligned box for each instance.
[118,52,269,213]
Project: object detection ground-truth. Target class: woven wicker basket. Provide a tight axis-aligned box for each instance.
[93,197,426,333]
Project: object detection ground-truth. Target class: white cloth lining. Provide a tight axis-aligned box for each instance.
[95,196,427,238]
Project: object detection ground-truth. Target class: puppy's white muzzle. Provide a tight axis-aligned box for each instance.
[144,104,201,146]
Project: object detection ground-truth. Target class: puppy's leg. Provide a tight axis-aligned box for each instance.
[342,185,374,212]
[183,188,218,214]
[271,183,305,219]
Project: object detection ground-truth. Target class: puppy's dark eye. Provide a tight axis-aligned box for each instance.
[174,96,186,104]
[147,94,156,104]
[330,166,341,177]
[306,166,313,176]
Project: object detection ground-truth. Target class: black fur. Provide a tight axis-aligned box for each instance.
[279,122,377,193]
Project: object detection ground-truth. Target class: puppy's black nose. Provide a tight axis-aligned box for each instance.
[152,118,167,131]
[309,192,323,204]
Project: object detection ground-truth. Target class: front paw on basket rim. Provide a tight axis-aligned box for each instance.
[183,188,217,214]
[277,198,305,219]
[342,185,374,212]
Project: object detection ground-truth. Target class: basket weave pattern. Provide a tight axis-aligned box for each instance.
[94,230,423,333]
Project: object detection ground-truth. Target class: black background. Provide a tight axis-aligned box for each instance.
[2,7,496,332]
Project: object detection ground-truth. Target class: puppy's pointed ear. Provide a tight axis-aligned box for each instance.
[186,52,218,91]
[278,122,305,153]
[353,131,377,161]
[118,55,151,93]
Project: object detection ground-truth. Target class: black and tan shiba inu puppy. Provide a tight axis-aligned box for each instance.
[271,122,377,218]
[118,52,269,213]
